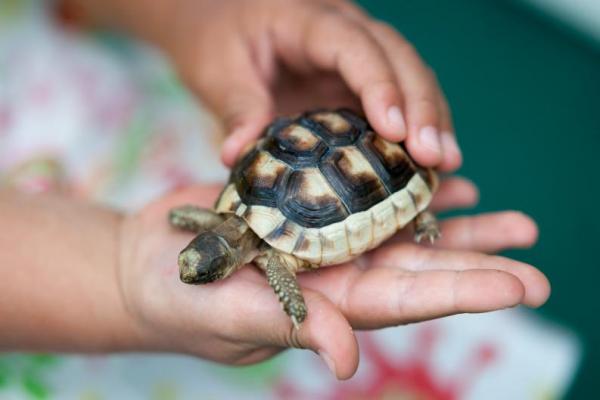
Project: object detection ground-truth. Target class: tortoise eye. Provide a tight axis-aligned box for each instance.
[208,255,227,277]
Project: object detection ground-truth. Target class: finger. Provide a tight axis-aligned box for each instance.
[318,5,462,170]
[319,0,369,20]
[429,176,479,212]
[433,211,538,252]
[365,21,445,166]
[187,36,275,167]
[218,81,274,169]
[274,9,407,140]
[391,211,538,253]
[370,244,550,307]
[221,111,274,168]
[224,273,359,380]
[437,92,462,172]
[303,266,525,330]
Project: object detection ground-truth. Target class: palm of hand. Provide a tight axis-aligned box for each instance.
[118,181,549,380]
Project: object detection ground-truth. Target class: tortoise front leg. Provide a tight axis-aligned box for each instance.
[168,205,224,233]
[257,250,307,329]
[413,210,441,244]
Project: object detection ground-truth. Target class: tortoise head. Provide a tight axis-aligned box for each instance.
[178,232,236,284]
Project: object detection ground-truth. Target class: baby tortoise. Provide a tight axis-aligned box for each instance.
[169,109,440,328]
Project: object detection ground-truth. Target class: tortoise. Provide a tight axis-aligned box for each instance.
[169,109,440,328]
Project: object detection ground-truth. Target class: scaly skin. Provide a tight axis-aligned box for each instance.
[168,205,224,233]
[169,209,309,328]
[414,211,441,244]
[262,251,307,329]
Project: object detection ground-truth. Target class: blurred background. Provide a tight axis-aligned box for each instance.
[0,0,598,398]
[358,1,599,398]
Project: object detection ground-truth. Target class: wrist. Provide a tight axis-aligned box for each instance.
[113,213,173,354]
[100,212,150,352]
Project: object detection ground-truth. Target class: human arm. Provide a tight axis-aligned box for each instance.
[0,190,140,352]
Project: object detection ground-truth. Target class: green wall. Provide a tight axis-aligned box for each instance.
[357,1,600,398]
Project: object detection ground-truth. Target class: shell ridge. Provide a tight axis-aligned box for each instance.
[317,151,353,216]
[356,131,416,194]
[320,145,389,213]
[390,201,402,230]
[318,230,325,265]
[277,168,349,228]
[407,189,418,210]
[298,116,333,143]
[265,218,287,241]
[343,221,352,257]
[355,135,393,196]
[292,231,306,254]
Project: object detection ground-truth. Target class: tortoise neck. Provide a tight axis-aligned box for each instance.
[213,215,261,264]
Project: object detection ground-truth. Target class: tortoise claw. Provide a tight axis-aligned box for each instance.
[291,315,301,331]
[414,228,441,244]
[413,211,441,244]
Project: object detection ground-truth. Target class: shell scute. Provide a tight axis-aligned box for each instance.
[345,211,373,256]
[358,130,415,193]
[319,222,351,265]
[215,109,436,266]
[263,123,327,166]
[233,149,292,208]
[320,146,388,213]
[370,198,398,247]
[292,228,322,264]
[264,220,304,254]
[279,168,349,228]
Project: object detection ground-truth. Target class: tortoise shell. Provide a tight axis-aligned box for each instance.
[215,109,437,266]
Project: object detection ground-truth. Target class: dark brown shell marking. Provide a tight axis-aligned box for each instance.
[229,109,419,229]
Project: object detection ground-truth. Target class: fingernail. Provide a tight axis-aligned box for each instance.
[318,350,336,376]
[440,131,462,160]
[418,126,442,155]
[386,106,407,139]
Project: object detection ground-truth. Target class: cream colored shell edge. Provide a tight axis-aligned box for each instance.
[215,172,432,267]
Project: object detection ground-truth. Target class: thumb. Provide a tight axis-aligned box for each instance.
[187,38,275,167]
[204,57,274,167]
[286,290,360,380]
[243,287,359,380]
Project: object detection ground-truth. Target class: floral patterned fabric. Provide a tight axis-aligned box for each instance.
[0,1,581,399]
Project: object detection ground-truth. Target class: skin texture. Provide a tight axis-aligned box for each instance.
[0,190,142,352]
[72,0,462,171]
[0,180,550,380]
[168,205,224,233]
[260,250,308,329]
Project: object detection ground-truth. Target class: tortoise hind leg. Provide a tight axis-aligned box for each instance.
[257,250,307,330]
[169,205,224,233]
[413,211,441,244]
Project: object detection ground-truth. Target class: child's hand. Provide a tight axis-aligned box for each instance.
[82,0,461,170]
[117,180,549,380]
[167,0,461,170]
